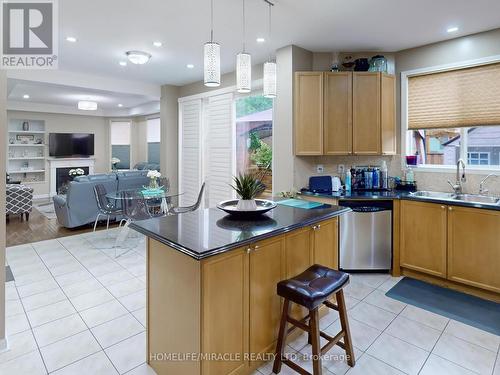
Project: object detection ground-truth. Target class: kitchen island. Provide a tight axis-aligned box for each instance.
[131,203,350,375]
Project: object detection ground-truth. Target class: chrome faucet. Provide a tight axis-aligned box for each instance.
[478,173,498,195]
[447,159,466,195]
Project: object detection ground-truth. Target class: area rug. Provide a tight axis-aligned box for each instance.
[33,201,58,220]
[386,277,500,336]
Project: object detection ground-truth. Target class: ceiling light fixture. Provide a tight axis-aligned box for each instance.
[119,61,127,66]
[118,104,123,107]
[204,0,221,87]
[447,26,459,33]
[125,50,152,65]
[256,37,265,43]
[186,64,195,69]
[263,2,277,98]
[153,41,162,47]
[236,0,252,93]
[78,100,98,111]
[23,94,30,99]
[66,36,77,43]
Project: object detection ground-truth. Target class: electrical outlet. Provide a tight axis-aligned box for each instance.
[316,164,324,173]
[337,164,345,174]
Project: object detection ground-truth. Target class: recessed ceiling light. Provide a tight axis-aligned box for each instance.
[119,61,127,66]
[186,64,194,69]
[125,50,152,65]
[153,41,162,47]
[118,104,123,107]
[447,26,459,33]
[66,36,77,42]
[256,37,265,43]
[78,100,98,111]
[23,94,30,99]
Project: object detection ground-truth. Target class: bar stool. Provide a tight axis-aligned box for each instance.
[273,264,355,375]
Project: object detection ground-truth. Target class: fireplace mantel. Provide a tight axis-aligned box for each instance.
[48,158,95,197]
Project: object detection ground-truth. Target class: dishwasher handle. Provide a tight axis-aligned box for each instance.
[350,206,389,213]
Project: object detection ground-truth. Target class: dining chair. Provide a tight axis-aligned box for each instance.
[93,184,123,232]
[171,182,205,214]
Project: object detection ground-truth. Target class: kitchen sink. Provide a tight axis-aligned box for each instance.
[452,194,500,205]
[410,191,456,199]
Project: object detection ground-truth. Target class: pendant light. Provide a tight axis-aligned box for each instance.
[236,0,251,93]
[204,0,221,87]
[263,2,277,98]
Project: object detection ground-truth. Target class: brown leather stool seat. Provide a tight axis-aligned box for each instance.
[277,264,349,310]
[273,264,355,375]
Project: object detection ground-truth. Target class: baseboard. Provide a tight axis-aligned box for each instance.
[33,194,50,200]
[0,337,9,353]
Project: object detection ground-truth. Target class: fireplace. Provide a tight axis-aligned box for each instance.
[56,167,90,194]
[48,158,95,197]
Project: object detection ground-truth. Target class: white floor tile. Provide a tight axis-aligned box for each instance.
[107,278,145,299]
[0,330,38,364]
[349,273,390,289]
[22,288,67,311]
[132,308,146,327]
[376,277,403,292]
[124,363,157,374]
[444,319,500,352]
[367,333,429,375]
[6,312,30,335]
[385,315,441,351]
[363,290,406,314]
[349,301,396,331]
[55,270,93,287]
[419,354,477,375]
[32,313,87,347]
[27,300,76,327]
[51,351,118,375]
[118,290,146,312]
[494,352,500,375]
[326,317,381,352]
[105,332,146,374]
[80,299,129,328]
[433,333,497,375]
[299,344,361,375]
[6,298,24,317]
[61,277,103,298]
[344,281,375,300]
[400,305,449,331]
[88,262,124,277]
[69,288,115,311]
[0,350,47,375]
[39,330,101,373]
[16,278,59,298]
[91,314,145,348]
[320,308,339,329]
[97,269,135,287]
[345,353,405,375]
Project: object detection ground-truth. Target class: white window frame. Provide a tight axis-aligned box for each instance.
[401,54,500,173]
[467,151,490,166]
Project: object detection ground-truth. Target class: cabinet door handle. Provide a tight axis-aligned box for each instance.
[312,225,317,230]
[317,224,321,229]
[254,245,259,250]
[441,205,446,209]
[246,247,252,254]
[448,207,453,211]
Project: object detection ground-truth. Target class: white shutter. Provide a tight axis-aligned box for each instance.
[179,99,202,206]
[206,93,235,207]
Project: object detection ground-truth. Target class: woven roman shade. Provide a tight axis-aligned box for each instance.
[408,62,500,129]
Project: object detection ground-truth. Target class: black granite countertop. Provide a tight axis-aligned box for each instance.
[300,190,500,211]
[130,203,350,260]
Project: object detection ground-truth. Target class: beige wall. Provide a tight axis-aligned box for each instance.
[160,85,180,190]
[131,116,148,167]
[7,111,110,197]
[0,70,6,349]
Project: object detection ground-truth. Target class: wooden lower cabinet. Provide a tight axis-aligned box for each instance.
[447,206,500,293]
[312,218,339,270]
[400,201,447,278]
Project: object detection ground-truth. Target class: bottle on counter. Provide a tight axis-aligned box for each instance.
[372,168,380,189]
[345,169,352,193]
[380,161,388,189]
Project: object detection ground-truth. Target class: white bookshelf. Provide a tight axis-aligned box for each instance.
[7,119,47,184]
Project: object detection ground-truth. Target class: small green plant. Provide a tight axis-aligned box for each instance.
[248,132,261,151]
[231,173,265,200]
[250,140,272,169]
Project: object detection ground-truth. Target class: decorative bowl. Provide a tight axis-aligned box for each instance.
[217,199,277,218]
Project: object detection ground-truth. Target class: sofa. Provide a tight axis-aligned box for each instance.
[133,162,161,172]
[53,171,149,228]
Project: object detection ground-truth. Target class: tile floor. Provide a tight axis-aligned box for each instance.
[2,229,500,375]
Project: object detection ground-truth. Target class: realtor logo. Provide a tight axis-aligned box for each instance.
[1,0,58,69]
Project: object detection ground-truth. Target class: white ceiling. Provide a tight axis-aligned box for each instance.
[55,0,500,86]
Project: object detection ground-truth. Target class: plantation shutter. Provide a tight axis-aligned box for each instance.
[179,99,202,206]
[408,62,500,129]
[206,93,235,207]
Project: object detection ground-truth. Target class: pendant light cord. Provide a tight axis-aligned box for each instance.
[268,3,272,61]
[210,0,214,41]
[242,0,246,52]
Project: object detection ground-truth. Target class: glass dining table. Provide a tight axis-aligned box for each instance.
[104,188,183,255]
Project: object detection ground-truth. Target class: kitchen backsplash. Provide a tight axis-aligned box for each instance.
[294,156,500,196]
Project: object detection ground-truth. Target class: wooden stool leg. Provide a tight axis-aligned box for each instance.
[310,307,322,375]
[273,299,290,374]
[337,290,355,367]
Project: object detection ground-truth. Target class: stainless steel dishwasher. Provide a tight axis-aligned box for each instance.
[339,200,392,271]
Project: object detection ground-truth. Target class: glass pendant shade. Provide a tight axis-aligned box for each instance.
[236,52,251,93]
[204,42,221,87]
[263,61,277,98]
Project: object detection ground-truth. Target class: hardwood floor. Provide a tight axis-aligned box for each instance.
[5,199,117,247]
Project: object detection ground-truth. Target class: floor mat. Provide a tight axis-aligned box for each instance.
[386,277,500,336]
[33,201,57,220]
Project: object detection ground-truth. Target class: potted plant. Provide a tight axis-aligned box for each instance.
[68,168,85,180]
[231,173,265,210]
[147,170,161,189]
[111,157,120,170]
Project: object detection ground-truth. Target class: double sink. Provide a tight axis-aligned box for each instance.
[410,191,500,206]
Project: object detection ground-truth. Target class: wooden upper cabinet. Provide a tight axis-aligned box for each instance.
[447,206,500,293]
[353,72,381,155]
[381,73,397,155]
[312,218,339,270]
[324,72,352,155]
[400,201,448,278]
[294,72,324,155]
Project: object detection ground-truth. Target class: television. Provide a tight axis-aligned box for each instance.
[49,133,95,157]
